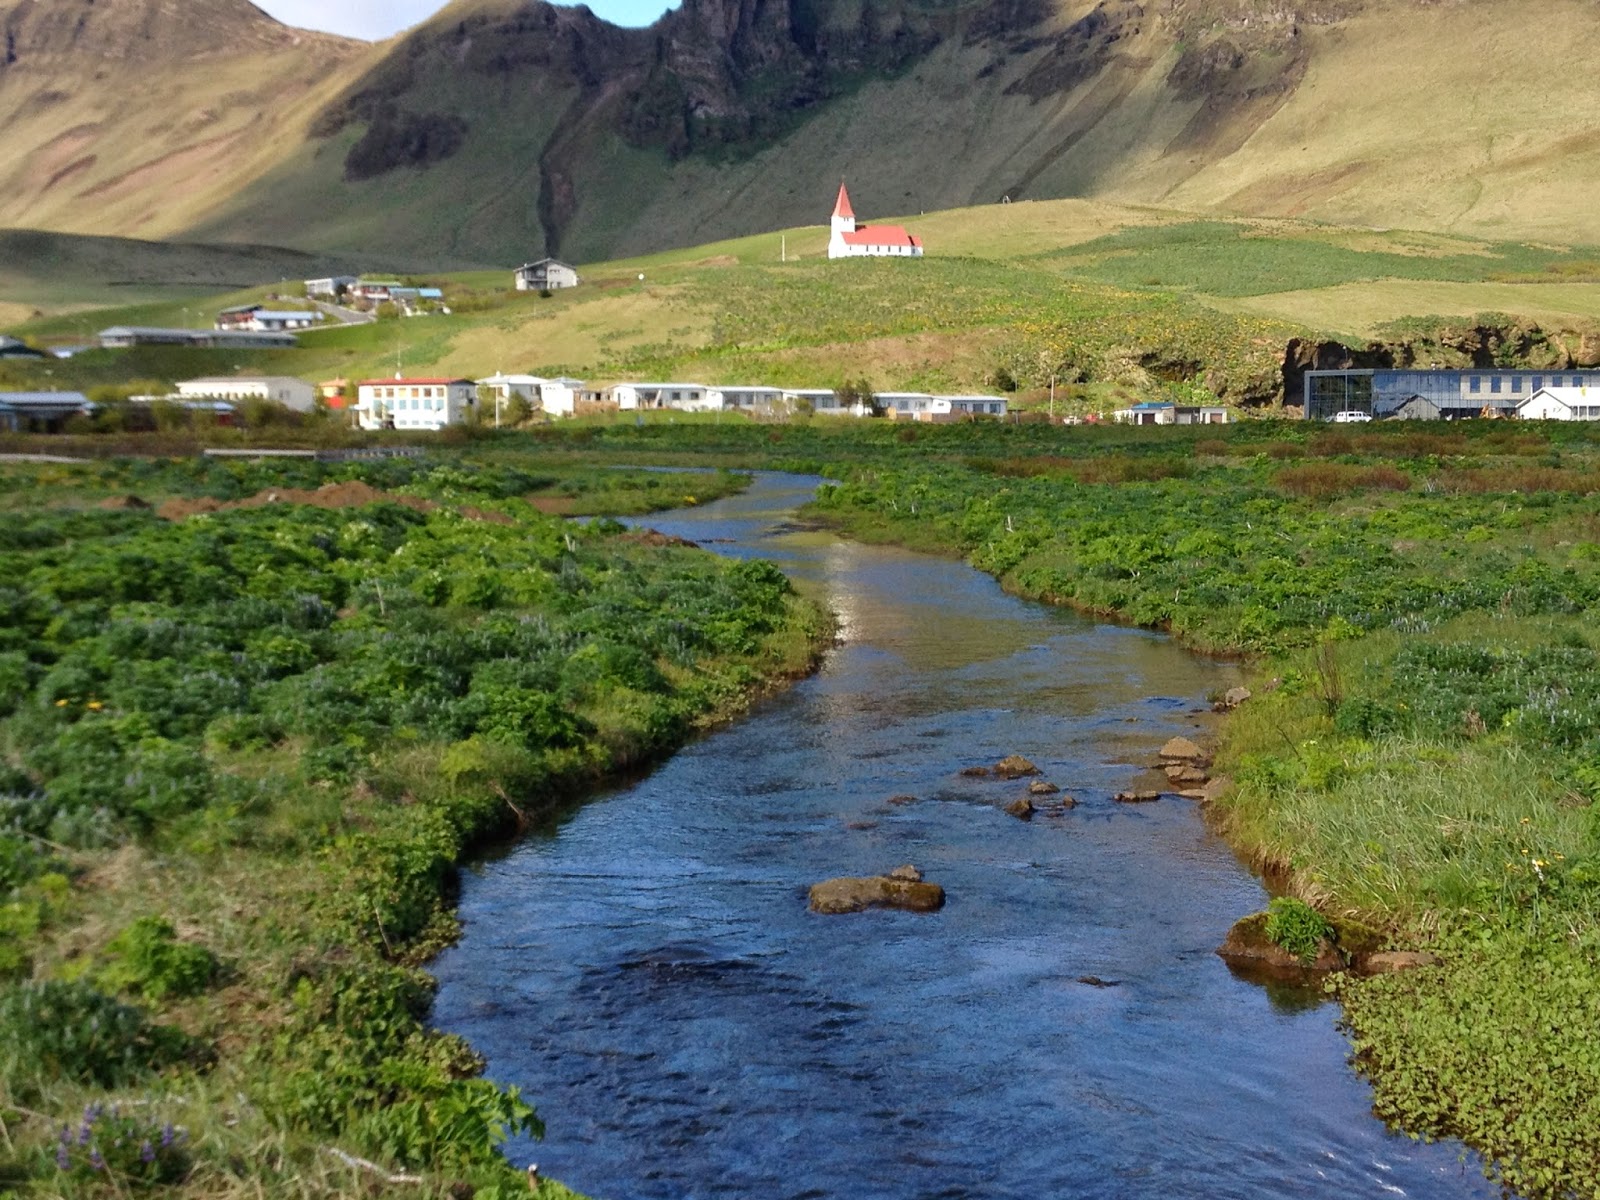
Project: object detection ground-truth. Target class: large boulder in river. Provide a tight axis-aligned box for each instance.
[1028,780,1060,796]
[994,755,1041,779]
[1216,911,1387,977]
[809,873,945,914]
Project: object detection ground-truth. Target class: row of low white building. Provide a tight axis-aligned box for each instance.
[348,374,1011,431]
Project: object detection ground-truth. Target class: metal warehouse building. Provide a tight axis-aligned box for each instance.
[1304,368,1600,420]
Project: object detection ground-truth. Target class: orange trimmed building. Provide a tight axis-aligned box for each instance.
[826,183,924,259]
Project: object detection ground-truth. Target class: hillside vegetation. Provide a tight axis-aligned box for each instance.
[7,203,1600,412]
[0,453,826,1198]
[5,0,1600,262]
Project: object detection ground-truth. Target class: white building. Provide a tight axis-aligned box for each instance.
[827,183,924,260]
[305,276,358,297]
[514,258,580,291]
[708,386,783,415]
[610,382,713,411]
[879,393,1010,422]
[175,376,316,413]
[1518,387,1600,420]
[536,378,587,418]
[355,377,477,431]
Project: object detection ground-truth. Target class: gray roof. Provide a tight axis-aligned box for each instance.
[0,391,93,409]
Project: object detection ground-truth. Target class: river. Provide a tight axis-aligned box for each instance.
[431,472,1491,1200]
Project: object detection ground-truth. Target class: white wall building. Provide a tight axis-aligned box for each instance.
[305,276,358,297]
[610,383,713,411]
[175,376,316,413]
[1519,387,1600,420]
[355,377,477,431]
[514,259,580,291]
[529,378,586,418]
[827,183,924,259]
[708,386,784,415]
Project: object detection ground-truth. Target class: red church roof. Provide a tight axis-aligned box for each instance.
[833,182,855,221]
[841,224,923,249]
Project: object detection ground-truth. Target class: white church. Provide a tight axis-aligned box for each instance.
[827,183,924,259]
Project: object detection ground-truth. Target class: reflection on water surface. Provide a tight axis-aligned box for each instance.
[433,474,1490,1200]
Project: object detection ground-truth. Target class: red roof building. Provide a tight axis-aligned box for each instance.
[828,182,923,259]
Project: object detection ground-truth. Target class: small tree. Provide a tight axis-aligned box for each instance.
[502,392,532,426]
[833,377,880,417]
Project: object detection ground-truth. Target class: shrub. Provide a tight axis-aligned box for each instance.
[98,916,219,1002]
[0,981,203,1096]
[50,1104,191,1186]
[1264,897,1336,964]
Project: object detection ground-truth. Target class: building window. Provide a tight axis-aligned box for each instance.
[1469,376,1481,393]
[1490,377,1502,394]
[1532,377,1543,391]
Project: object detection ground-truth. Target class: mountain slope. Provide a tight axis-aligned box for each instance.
[0,0,371,240]
[6,0,1600,265]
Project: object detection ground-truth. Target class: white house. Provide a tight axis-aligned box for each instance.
[708,386,783,415]
[880,393,1010,422]
[1518,387,1600,421]
[533,378,586,418]
[827,183,924,260]
[355,377,477,431]
[215,306,321,333]
[514,258,580,291]
[175,376,316,413]
[305,276,358,297]
[610,382,713,411]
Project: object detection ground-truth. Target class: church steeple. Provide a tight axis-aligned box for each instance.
[831,182,856,237]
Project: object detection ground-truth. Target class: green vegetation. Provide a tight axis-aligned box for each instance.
[10,203,1600,412]
[0,455,827,1197]
[795,418,1600,1198]
[1263,897,1336,964]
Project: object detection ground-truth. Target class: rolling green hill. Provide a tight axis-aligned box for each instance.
[7,200,1599,414]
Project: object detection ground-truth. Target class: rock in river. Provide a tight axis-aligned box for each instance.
[1028,780,1060,796]
[809,873,945,915]
[1360,950,1441,975]
[1114,790,1161,804]
[994,755,1041,779]
[1004,797,1035,821]
[1158,736,1208,764]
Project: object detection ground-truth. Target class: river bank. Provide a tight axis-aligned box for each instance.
[429,471,1493,1200]
[805,454,1600,1199]
[0,456,831,1198]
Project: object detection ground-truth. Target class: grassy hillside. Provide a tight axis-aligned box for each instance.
[184,0,1600,263]
[7,200,1600,412]
[0,0,372,248]
[5,0,1600,264]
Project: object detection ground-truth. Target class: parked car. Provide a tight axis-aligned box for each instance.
[1329,410,1373,423]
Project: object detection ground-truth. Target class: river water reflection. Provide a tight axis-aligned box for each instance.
[431,473,1490,1200]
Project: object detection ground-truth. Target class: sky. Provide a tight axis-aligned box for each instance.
[257,0,672,39]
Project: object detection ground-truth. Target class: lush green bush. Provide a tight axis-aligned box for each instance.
[98,917,219,1003]
[0,981,202,1095]
[1263,897,1335,963]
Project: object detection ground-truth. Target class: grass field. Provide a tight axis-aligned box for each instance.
[5,199,1600,406]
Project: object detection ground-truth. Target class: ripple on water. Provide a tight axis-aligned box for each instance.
[430,474,1495,1200]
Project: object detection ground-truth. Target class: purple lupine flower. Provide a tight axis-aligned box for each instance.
[160,1123,176,1148]
[55,1144,71,1171]
[58,1125,71,1144]
[77,1124,92,1147]
[140,1140,156,1164]
[88,1149,105,1172]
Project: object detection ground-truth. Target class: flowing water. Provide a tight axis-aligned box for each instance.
[432,473,1491,1200]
